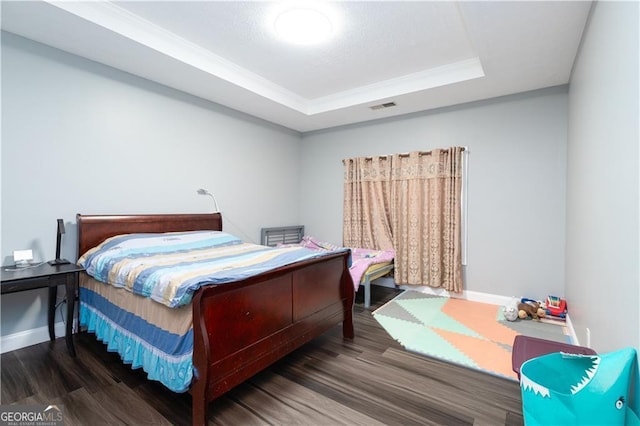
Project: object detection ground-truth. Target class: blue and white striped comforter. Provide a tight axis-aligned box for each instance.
[79,230,349,308]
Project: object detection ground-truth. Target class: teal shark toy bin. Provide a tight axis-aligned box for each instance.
[520,347,640,425]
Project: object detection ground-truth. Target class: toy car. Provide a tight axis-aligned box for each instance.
[545,295,567,317]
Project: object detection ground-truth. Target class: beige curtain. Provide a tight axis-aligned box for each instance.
[391,147,464,292]
[343,156,394,250]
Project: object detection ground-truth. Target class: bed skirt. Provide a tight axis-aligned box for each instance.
[79,274,194,393]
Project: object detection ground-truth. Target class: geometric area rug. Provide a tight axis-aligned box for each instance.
[372,290,571,381]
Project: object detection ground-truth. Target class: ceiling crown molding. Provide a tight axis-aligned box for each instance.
[3,1,590,131]
[309,57,485,114]
[46,0,484,117]
[47,0,309,112]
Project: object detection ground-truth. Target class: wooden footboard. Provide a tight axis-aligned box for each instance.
[191,251,353,425]
[76,213,354,426]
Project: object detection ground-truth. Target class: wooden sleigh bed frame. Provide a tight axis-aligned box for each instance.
[76,213,355,426]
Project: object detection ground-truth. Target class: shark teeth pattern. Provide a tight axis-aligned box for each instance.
[568,354,600,394]
[521,374,550,397]
[520,353,601,398]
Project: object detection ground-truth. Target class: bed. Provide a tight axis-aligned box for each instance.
[76,213,354,426]
[262,228,394,309]
[356,260,395,309]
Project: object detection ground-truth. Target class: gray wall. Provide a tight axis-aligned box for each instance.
[566,1,639,352]
[299,88,568,299]
[1,32,302,338]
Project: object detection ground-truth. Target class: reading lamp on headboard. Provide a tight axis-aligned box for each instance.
[197,188,220,213]
[48,218,70,266]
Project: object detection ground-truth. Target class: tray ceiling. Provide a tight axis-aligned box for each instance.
[1,1,592,132]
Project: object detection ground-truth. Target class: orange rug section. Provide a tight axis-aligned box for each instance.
[433,328,517,379]
[440,298,519,346]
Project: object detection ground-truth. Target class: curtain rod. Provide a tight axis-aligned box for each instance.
[343,147,466,163]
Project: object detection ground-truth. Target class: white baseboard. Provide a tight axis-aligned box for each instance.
[564,313,579,346]
[394,283,515,306]
[373,277,515,305]
[0,321,68,354]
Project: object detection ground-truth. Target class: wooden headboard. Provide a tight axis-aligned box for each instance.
[76,213,223,257]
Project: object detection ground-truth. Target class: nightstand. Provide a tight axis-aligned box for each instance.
[1,262,84,356]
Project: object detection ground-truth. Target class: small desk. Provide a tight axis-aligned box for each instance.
[1,262,84,357]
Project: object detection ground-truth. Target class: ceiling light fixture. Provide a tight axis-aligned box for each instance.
[274,8,333,45]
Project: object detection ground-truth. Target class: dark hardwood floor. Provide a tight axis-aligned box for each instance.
[1,286,524,425]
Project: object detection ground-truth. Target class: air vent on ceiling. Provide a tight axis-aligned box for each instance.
[369,102,397,110]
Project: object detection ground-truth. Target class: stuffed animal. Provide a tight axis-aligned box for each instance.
[503,297,519,321]
[518,301,546,320]
[504,305,518,321]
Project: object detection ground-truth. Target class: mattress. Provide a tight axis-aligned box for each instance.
[361,261,394,281]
